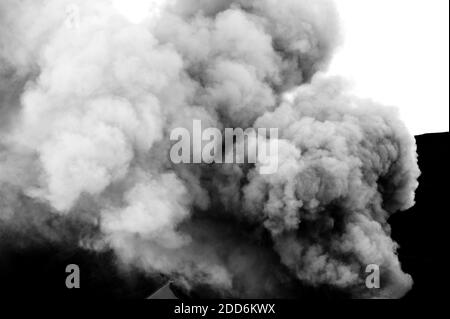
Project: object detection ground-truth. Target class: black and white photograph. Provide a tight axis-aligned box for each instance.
[0,0,448,311]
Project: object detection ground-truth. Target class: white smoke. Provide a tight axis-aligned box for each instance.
[0,0,419,298]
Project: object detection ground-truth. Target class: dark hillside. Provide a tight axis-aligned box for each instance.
[389,132,449,299]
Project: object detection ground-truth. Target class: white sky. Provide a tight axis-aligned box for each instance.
[329,0,449,135]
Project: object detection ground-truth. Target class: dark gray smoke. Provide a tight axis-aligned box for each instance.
[0,0,419,298]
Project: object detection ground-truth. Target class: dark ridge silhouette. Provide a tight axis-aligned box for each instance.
[0,133,447,299]
[0,239,164,299]
[389,132,449,299]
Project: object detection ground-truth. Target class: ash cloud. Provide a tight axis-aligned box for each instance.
[0,0,419,298]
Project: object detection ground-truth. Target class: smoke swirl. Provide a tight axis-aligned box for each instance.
[0,0,419,298]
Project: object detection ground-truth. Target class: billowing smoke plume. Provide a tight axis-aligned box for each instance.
[0,0,419,298]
